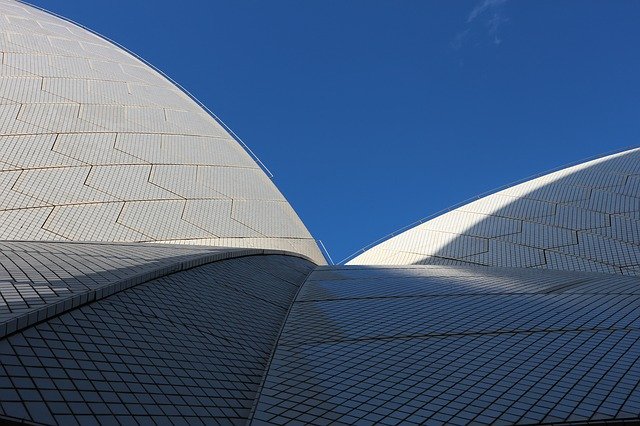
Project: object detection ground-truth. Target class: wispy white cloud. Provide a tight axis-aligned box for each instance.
[468,0,508,23]
[452,0,510,48]
[450,29,470,50]
[486,12,509,44]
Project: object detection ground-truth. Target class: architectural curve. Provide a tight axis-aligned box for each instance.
[349,147,640,275]
[0,244,315,424]
[2,2,640,425]
[0,0,323,263]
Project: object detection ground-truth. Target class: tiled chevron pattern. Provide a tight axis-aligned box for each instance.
[0,0,323,263]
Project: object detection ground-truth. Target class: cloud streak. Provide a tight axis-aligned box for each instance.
[468,0,509,23]
[486,11,509,44]
[453,0,509,48]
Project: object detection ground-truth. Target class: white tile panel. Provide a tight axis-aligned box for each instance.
[198,167,285,201]
[232,200,312,238]
[162,135,256,167]
[47,37,87,57]
[575,189,640,216]
[0,170,49,209]
[43,202,148,242]
[0,104,47,135]
[79,40,133,62]
[499,222,577,249]
[369,250,433,266]
[149,165,225,199]
[118,200,214,240]
[42,78,132,105]
[0,76,71,103]
[114,133,168,163]
[591,215,640,246]
[459,194,555,220]
[544,251,622,275]
[499,181,591,203]
[558,232,640,268]
[164,109,228,137]
[125,107,185,133]
[422,210,521,238]
[183,199,260,237]
[78,105,152,133]
[85,165,178,201]
[0,60,34,77]
[375,228,488,259]
[4,14,40,32]
[3,33,57,54]
[9,54,67,77]
[551,169,627,189]
[463,240,546,268]
[616,175,640,197]
[88,59,133,81]
[0,207,57,240]
[128,83,189,109]
[120,62,168,86]
[37,20,76,38]
[0,1,31,15]
[348,248,407,265]
[52,133,145,165]
[6,32,81,56]
[537,205,609,230]
[18,103,107,132]
[3,53,84,78]
[13,167,118,204]
[587,149,640,175]
[0,134,83,169]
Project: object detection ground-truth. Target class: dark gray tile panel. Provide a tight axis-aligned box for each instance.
[252,265,640,425]
[0,241,312,340]
[0,254,314,425]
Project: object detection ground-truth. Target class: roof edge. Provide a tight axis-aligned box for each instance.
[0,245,316,340]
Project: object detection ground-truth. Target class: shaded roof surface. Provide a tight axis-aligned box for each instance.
[0,240,312,340]
[0,244,315,424]
[2,249,640,425]
[251,264,640,425]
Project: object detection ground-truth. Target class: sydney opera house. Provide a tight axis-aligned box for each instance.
[0,0,639,424]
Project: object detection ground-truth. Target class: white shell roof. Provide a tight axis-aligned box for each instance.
[349,148,640,275]
[0,0,323,263]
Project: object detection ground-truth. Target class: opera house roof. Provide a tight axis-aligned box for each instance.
[0,1,639,425]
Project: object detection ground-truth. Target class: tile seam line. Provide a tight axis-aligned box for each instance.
[280,325,640,347]
[0,413,44,426]
[0,247,316,341]
[534,418,640,426]
[294,290,634,303]
[245,264,319,424]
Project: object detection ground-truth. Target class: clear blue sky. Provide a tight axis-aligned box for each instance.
[29,0,640,262]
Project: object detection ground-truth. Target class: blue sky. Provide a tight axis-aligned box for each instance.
[29,0,640,262]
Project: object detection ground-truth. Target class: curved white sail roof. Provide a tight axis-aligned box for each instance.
[349,148,640,275]
[0,0,323,263]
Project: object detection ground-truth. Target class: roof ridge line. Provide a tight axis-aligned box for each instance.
[0,247,312,340]
[246,263,319,423]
